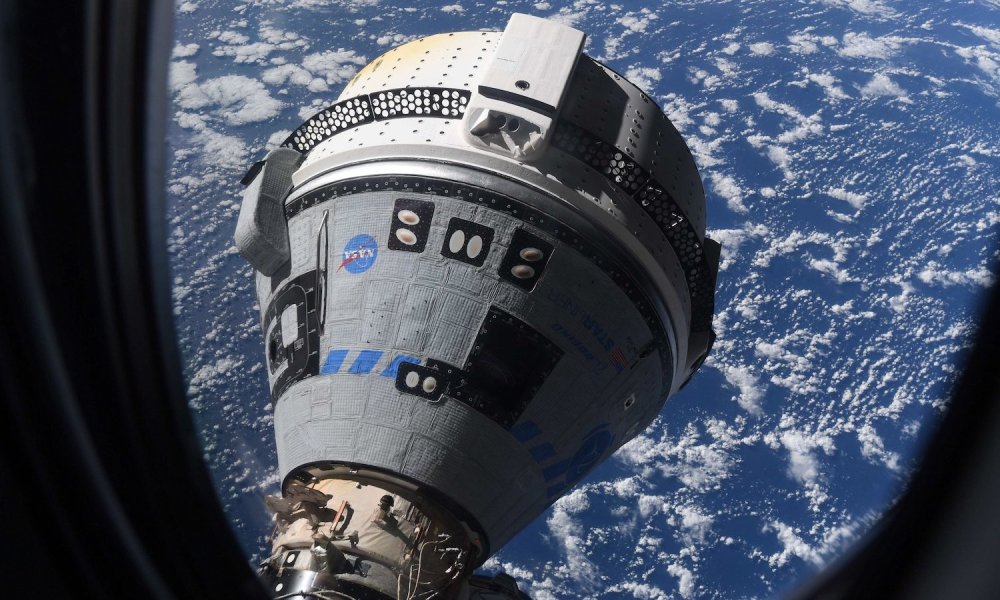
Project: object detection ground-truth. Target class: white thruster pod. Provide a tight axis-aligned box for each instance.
[235,13,719,600]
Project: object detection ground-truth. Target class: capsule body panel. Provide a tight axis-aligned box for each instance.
[260,164,673,551]
[237,13,717,599]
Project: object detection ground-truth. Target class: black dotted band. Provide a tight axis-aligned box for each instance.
[551,121,715,332]
[282,87,471,153]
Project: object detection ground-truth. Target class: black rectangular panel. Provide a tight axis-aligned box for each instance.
[388,198,434,252]
[262,271,321,403]
[440,217,494,266]
[498,228,553,292]
[395,362,448,400]
[450,306,563,429]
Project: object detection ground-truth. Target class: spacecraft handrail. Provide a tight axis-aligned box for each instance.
[316,209,329,333]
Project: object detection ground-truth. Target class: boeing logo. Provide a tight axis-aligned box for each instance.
[339,234,378,274]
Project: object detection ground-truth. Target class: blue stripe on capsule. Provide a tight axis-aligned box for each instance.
[320,349,350,375]
[347,350,383,375]
[510,420,542,442]
[528,443,556,462]
[380,354,421,378]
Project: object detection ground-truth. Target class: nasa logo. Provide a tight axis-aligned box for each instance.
[339,234,378,274]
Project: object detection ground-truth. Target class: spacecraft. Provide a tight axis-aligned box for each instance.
[235,13,718,600]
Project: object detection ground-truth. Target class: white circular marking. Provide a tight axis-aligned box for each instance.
[511,265,535,279]
[405,371,420,388]
[422,377,437,393]
[398,209,420,225]
[467,235,483,259]
[286,554,295,564]
[396,228,417,245]
[520,247,544,262]
[449,230,465,254]
[275,583,284,592]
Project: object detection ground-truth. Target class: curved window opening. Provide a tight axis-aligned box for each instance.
[165,3,999,599]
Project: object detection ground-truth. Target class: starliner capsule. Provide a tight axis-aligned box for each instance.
[235,13,719,600]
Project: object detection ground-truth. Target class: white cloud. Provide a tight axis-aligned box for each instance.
[301,49,367,85]
[188,356,240,395]
[262,64,315,87]
[667,563,695,598]
[765,521,823,567]
[545,488,601,591]
[810,258,854,284]
[440,4,464,12]
[838,32,902,59]
[825,187,867,210]
[376,32,418,46]
[857,424,900,470]
[917,262,994,288]
[860,73,909,100]
[767,426,835,486]
[749,42,775,56]
[617,423,737,491]
[175,75,283,126]
[169,60,198,92]
[213,41,276,64]
[290,0,380,7]
[821,0,896,18]
[709,173,747,214]
[788,33,820,54]
[610,582,671,600]
[707,223,768,271]
[624,66,661,91]
[259,22,309,50]
[963,24,1000,47]
[266,129,292,151]
[807,72,850,100]
[172,43,200,58]
[953,45,1000,83]
[718,364,765,415]
[217,30,249,45]
[618,9,658,34]
[672,505,714,544]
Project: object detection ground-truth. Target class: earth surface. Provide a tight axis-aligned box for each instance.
[166,0,999,598]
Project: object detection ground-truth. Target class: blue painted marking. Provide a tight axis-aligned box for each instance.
[510,421,542,442]
[320,349,349,375]
[380,354,421,378]
[542,424,616,498]
[528,443,556,462]
[565,429,614,482]
[339,234,378,274]
[542,458,572,482]
[348,350,383,374]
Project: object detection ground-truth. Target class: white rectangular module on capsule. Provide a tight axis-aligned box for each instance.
[463,14,585,161]
[478,13,585,115]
